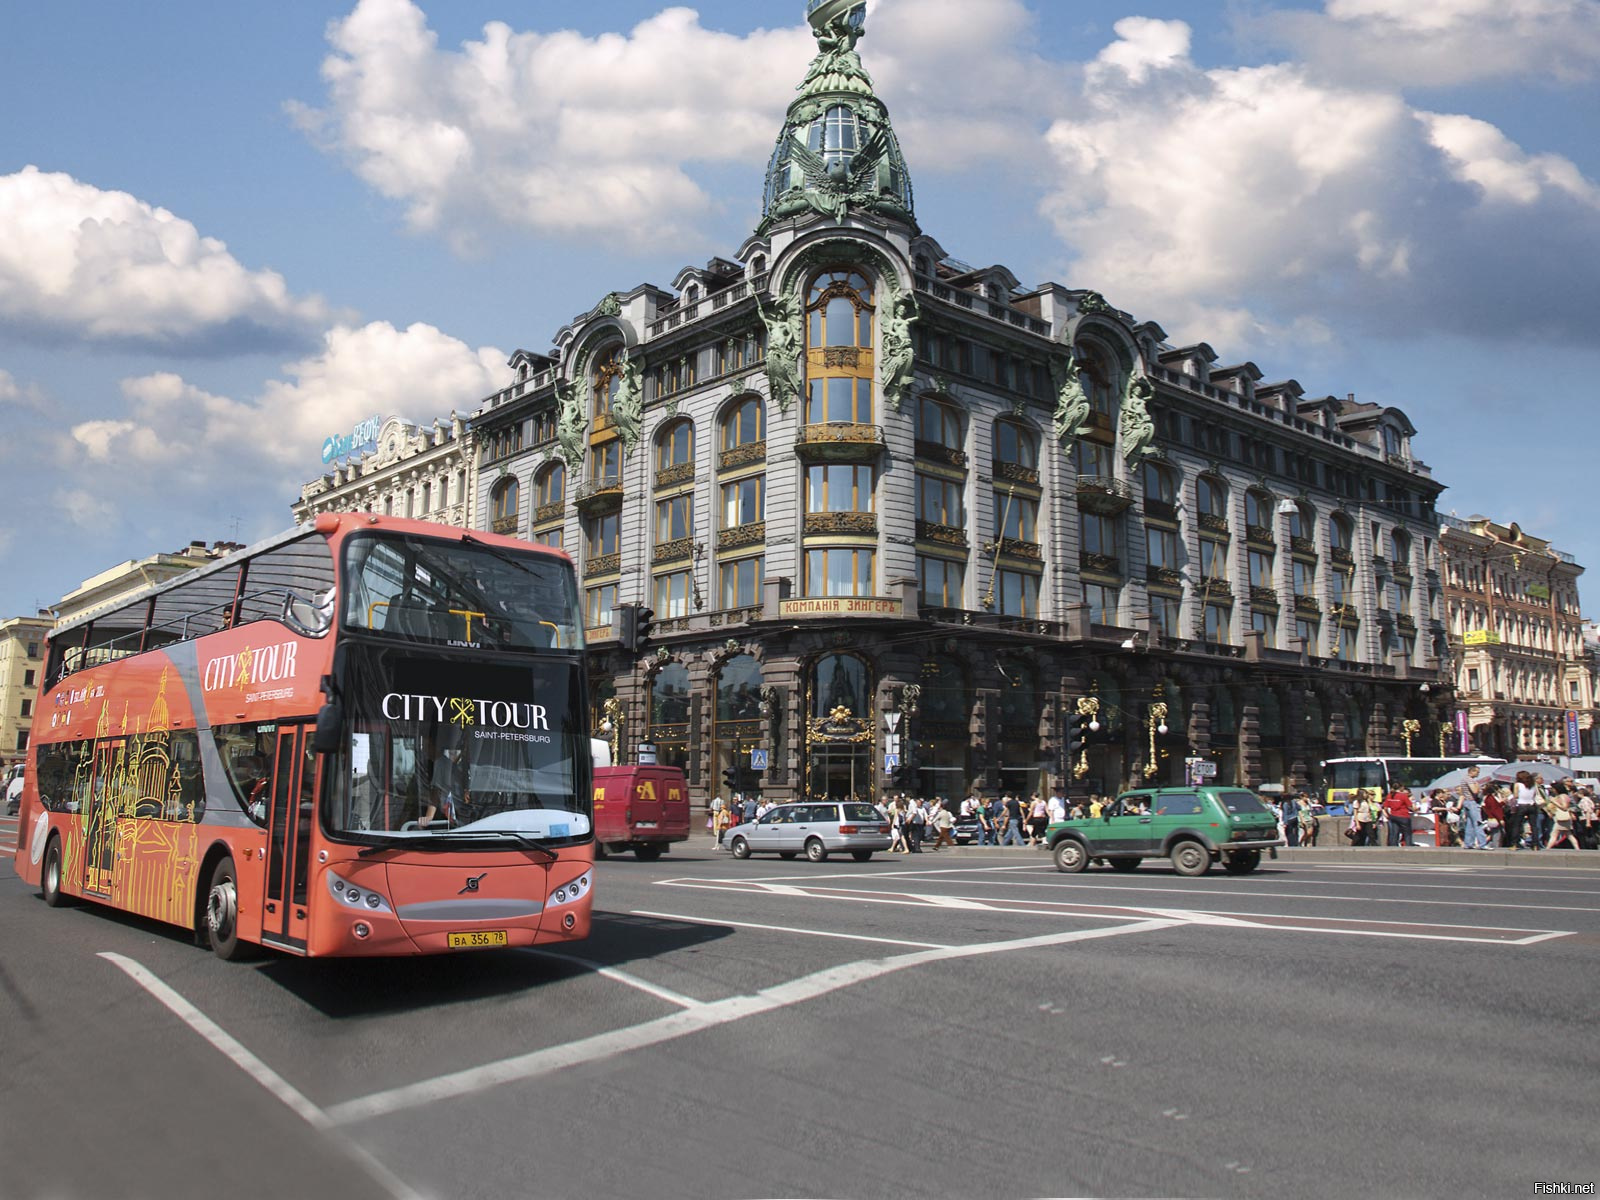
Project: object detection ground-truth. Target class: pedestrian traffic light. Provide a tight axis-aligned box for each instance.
[722,766,739,793]
[634,605,655,649]
[617,603,639,651]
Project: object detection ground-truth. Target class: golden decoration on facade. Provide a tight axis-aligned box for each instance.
[1144,701,1169,780]
[1074,695,1101,780]
[1401,717,1421,756]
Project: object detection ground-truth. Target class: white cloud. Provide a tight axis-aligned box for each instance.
[0,167,332,351]
[1255,0,1600,87]
[0,368,47,411]
[54,489,119,531]
[1039,20,1600,349]
[69,322,512,493]
[291,0,813,247]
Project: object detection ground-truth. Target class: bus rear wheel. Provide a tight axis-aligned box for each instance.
[204,856,256,961]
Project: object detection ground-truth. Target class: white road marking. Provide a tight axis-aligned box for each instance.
[654,879,1574,945]
[324,918,1181,1126]
[629,909,950,949]
[988,868,1600,898]
[524,950,705,1010]
[99,953,428,1200]
[732,872,1600,915]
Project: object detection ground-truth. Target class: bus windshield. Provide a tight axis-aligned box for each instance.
[323,644,592,847]
[342,532,581,651]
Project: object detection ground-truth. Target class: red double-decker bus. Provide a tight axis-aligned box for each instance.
[11,513,594,959]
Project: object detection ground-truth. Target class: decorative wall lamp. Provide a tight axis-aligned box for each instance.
[600,696,626,764]
[1073,695,1101,779]
[1401,717,1421,756]
[1144,702,1169,779]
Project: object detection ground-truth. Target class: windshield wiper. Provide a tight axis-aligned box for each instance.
[358,830,560,861]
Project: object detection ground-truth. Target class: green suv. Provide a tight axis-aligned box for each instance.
[1048,787,1283,876]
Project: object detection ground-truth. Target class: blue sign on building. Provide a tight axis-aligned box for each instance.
[750,748,769,771]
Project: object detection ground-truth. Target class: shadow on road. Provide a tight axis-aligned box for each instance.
[254,910,731,1018]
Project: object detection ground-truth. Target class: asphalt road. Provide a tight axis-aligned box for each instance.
[3,816,1598,1200]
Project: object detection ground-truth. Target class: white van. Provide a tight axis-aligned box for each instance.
[5,762,23,815]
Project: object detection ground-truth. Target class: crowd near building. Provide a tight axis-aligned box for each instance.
[263,3,1595,802]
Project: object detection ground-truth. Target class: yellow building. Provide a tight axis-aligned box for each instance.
[51,540,243,628]
[0,613,52,764]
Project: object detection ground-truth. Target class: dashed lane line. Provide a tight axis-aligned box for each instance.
[323,918,1181,1127]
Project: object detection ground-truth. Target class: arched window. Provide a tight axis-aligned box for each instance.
[1076,345,1116,416]
[1197,475,1229,520]
[916,396,961,450]
[1245,488,1276,531]
[651,663,691,731]
[1288,500,1316,542]
[808,104,860,172]
[811,653,872,719]
[716,654,763,723]
[656,420,694,471]
[721,396,765,450]
[1330,512,1355,554]
[805,269,875,424]
[536,462,564,507]
[592,345,624,419]
[491,477,519,532]
[1142,461,1176,506]
[993,419,1038,471]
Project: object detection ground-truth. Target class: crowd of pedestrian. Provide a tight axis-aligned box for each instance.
[704,763,1600,854]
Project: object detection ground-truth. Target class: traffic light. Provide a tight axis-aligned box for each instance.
[634,605,655,649]
[617,604,639,651]
[722,766,739,794]
[1065,709,1087,759]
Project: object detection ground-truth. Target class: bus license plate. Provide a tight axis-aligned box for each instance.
[447,930,508,950]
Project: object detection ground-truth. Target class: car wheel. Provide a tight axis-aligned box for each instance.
[851,850,874,862]
[634,844,663,862]
[1108,857,1140,872]
[729,836,751,860]
[1169,841,1212,877]
[204,856,257,960]
[805,837,829,863]
[41,836,73,907]
[1052,838,1088,873]
[1223,849,1262,875]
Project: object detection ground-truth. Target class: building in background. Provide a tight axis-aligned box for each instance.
[0,613,52,764]
[51,541,243,629]
[293,413,476,529]
[460,0,1456,803]
[1441,513,1594,757]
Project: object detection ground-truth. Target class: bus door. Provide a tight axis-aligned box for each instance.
[81,739,121,896]
[262,724,317,951]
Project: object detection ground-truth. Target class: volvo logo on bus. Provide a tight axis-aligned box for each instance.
[459,872,488,894]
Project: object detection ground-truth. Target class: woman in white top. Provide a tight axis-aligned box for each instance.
[1509,771,1543,850]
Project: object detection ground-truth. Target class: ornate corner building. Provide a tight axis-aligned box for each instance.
[1440,514,1594,757]
[310,1,1473,801]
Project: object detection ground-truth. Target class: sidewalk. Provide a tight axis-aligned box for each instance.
[1272,844,1600,867]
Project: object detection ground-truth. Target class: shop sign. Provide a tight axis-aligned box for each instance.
[779,597,902,618]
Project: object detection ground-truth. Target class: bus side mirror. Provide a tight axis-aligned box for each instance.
[312,699,344,754]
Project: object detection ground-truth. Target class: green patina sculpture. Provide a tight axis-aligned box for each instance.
[613,354,644,454]
[555,377,586,470]
[596,292,622,319]
[757,290,805,412]
[1050,354,1092,447]
[878,288,918,410]
[1120,371,1158,461]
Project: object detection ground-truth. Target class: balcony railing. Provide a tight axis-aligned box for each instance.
[1080,551,1122,575]
[993,460,1040,486]
[1290,536,1317,557]
[1144,498,1178,523]
[655,462,694,489]
[1249,585,1279,608]
[795,422,886,463]
[914,440,967,468]
[653,536,694,565]
[574,477,623,513]
[916,521,968,548]
[1076,476,1134,515]
[718,521,766,551]
[1199,513,1230,535]
[719,441,766,471]
[1245,524,1275,546]
[803,511,877,536]
[1147,565,1183,588]
[584,552,620,578]
[995,537,1042,561]
[534,501,565,524]
[491,516,519,536]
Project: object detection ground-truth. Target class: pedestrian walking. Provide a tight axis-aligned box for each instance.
[1576,787,1598,850]
[1297,794,1319,847]
[1506,771,1542,850]
[1383,785,1415,847]
[1546,787,1581,850]
[1026,794,1048,845]
[1000,793,1026,846]
[887,798,908,853]
[1482,783,1507,848]
[907,796,927,852]
[931,798,956,849]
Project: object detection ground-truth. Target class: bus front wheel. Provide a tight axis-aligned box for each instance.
[41,837,73,908]
[204,856,256,961]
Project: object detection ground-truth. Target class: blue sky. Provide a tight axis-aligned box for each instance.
[2,0,1598,618]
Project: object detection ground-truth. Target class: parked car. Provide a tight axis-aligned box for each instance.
[1046,786,1283,876]
[726,801,892,862]
[4,763,22,815]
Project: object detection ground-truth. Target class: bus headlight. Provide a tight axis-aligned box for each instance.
[547,872,592,909]
[327,871,391,914]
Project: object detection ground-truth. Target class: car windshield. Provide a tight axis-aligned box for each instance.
[322,644,591,846]
[1216,790,1272,816]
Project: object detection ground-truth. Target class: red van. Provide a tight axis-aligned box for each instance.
[592,765,691,860]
